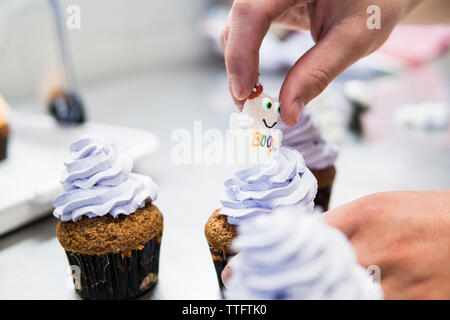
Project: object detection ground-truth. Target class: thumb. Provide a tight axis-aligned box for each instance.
[322,195,370,240]
[279,28,370,126]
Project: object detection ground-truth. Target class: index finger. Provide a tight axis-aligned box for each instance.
[225,0,306,100]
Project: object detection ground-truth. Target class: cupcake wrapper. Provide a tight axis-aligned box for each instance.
[315,184,334,211]
[311,166,336,212]
[0,126,8,161]
[208,244,235,293]
[65,234,162,300]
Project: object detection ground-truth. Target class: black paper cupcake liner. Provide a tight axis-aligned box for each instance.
[310,166,336,212]
[315,184,333,212]
[0,127,8,161]
[65,233,162,300]
[208,244,235,294]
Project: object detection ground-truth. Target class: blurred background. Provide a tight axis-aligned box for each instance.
[0,0,449,299]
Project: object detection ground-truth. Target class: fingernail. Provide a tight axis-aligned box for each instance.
[230,76,242,99]
[221,264,231,288]
[292,98,304,123]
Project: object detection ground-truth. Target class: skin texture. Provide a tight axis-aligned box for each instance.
[323,190,450,300]
[221,0,422,126]
[223,190,450,299]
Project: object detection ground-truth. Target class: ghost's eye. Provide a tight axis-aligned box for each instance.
[262,97,272,111]
[276,103,280,114]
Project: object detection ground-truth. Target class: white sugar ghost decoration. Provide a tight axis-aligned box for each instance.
[230,82,280,130]
[229,82,283,169]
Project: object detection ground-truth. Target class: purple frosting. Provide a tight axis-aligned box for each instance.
[225,206,383,300]
[279,107,337,170]
[53,137,158,222]
[220,147,317,225]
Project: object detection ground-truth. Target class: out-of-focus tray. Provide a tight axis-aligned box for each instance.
[0,112,159,235]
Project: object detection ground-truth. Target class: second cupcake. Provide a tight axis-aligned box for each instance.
[54,137,163,300]
[280,107,338,211]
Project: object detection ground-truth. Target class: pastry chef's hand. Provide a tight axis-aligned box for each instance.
[324,190,450,299]
[222,190,450,299]
[221,0,421,125]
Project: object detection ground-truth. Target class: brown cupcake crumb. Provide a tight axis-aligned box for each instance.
[204,209,237,253]
[56,203,163,255]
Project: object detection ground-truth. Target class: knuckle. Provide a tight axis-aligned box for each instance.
[345,30,374,56]
[225,45,258,69]
[354,193,386,223]
[234,0,273,31]
[232,0,272,24]
[308,68,332,95]
[220,27,230,45]
[224,48,237,64]
[220,26,229,38]
[232,0,252,18]
[224,49,242,73]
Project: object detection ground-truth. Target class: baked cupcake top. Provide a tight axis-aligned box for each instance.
[225,206,383,300]
[220,146,317,225]
[53,137,158,222]
[279,107,337,170]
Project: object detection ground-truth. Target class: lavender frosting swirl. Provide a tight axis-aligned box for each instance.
[225,206,383,300]
[220,147,317,225]
[53,137,158,222]
[279,107,337,170]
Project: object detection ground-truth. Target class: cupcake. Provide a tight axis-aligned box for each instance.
[280,106,338,211]
[54,137,163,300]
[0,95,10,161]
[205,147,317,291]
[225,206,383,300]
[205,84,317,292]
